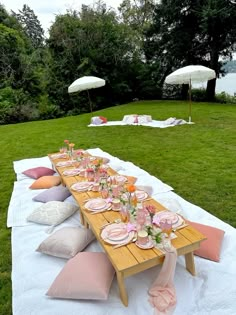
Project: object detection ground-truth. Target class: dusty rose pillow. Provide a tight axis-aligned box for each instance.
[29,176,61,189]
[33,185,71,202]
[36,227,95,258]
[186,220,225,262]
[46,252,115,300]
[23,167,55,179]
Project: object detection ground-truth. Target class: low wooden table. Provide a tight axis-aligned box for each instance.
[49,153,206,306]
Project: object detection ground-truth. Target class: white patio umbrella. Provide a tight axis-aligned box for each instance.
[165,65,216,123]
[68,76,105,113]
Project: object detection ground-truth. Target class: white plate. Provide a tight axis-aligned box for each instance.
[85,198,109,211]
[115,175,127,183]
[71,182,93,192]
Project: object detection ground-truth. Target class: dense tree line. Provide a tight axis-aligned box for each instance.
[0,0,236,124]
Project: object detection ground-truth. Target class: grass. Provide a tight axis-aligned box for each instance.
[0,100,235,314]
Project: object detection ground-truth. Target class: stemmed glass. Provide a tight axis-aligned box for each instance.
[159,219,173,251]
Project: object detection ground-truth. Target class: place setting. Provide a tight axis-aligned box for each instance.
[84,198,112,213]
[70,181,94,192]
[63,169,81,177]
[100,222,136,247]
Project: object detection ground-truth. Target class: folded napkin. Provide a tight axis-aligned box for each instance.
[136,185,153,196]
[148,247,177,315]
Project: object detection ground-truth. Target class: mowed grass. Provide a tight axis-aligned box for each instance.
[0,100,235,314]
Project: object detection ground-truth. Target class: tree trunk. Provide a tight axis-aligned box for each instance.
[206,78,216,102]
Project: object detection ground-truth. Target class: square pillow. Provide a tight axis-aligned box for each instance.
[33,185,71,203]
[22,166,55,179]
[29,176,61,189]
[27,201,78,226]
[186,220,225,262]
[36,227,95,259]
[46,252,115,300]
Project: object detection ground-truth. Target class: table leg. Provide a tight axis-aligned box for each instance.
[185,252,196,275]
[116,271,128,306]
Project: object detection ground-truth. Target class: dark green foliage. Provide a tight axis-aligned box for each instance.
[144,0,236,101]
[12,4,45,48]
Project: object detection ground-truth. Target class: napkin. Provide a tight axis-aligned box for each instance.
[148,247,177,315]
[136,185,153,196]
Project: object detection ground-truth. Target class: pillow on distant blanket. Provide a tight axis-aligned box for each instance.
[22,166,55,179]
[46,252,115,300]
[186,220,225,262]
[27,201,78,226]
[33,185,71,203]
[36,227,95,259]
[29,176,61,189]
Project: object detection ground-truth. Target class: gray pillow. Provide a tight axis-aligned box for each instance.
[33,185,71,203]
[36,227,95,259]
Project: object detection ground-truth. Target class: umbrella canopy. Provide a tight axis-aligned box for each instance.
[68,76,105,112]
[165,65,216,123]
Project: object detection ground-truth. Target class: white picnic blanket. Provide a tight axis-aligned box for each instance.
[8,148,236,315]
[88,117,187,128]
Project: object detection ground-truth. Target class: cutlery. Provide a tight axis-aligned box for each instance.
[172,223,188,232]
[113,236,137,249]
[100,219,121,229]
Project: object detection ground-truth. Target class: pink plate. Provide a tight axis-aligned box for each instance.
[153,211,184,229]
[85,198,109,211]
[71,182,93,192]
[101,223,134,245]
[135,239,154,249]
[135,190,148,201]
[63,169,80,176]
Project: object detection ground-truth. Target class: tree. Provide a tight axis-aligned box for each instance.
[12,4,45,48]
[144,0,236,100]
[47,1,140,113]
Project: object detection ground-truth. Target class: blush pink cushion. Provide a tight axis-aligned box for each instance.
[46,252,115,300]
[22,167,55,179]
[186,220,225,262]
[29,176,61,189]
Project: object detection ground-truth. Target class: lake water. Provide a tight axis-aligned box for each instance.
[193,72,236,96]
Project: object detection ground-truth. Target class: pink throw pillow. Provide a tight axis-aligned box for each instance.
[186,220,225,262]
[47,252,115,300]
[23,167,55,179]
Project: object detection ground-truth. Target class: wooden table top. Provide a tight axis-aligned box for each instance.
[49,153,206,276]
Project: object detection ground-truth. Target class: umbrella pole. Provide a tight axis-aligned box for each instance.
[87,90,93,113]
[188,79,192,123]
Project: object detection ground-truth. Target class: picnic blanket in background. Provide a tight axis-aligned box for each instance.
[88,116,187,128]
[8,148,236,315]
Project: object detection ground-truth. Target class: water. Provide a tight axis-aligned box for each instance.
[193,73,236,96]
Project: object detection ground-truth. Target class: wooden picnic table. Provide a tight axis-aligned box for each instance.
[49,153,206,306]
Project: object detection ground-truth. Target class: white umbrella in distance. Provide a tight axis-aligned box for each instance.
[68,76,105,113]
[165,65,216,123]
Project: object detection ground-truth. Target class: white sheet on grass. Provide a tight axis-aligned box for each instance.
[8,149,173,228]
[9,149,236,315]
[88,117,187,128]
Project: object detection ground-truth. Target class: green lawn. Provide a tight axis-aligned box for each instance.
[0,100,235,314]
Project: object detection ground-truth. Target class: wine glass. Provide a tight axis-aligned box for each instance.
[160,219,173,252]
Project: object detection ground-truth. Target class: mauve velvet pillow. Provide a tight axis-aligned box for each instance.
[186,220,225,262]
[22,166,55,179]
[29,176,61,189]
[46,252,115,300]
[36,227,95,259]
[33,185,71,203]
